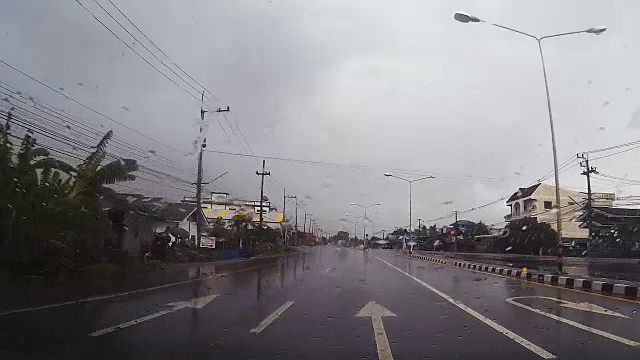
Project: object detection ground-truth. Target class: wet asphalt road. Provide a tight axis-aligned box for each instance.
[1,247,640,359]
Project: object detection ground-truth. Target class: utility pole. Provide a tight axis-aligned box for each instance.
[417,218,423,235]
[283,188,287,223]
[195,92,229,248]
[256,160,271,230]
[285,194,297,245]
[453,211,459,253]
[578,153,597,246]
[303,211,308,233]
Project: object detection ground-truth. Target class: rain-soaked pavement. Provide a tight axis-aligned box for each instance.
[1,247,639,359]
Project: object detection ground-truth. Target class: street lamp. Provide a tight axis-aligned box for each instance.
[345,214,364,244]
[384,173,435,250]
[454,11,606,272]
[349,202,382,242]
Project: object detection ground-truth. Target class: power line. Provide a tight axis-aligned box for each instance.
[2,99,199,183]
[226,112,254,155]
[98,0,258,169]
[92,0,262,183]
[74,0,201,102]
[0,85,239,196]
[1,109,199,194]
[203,148,504,183]
[425,155,579,224]
[585,139,640,154]
[91,0,211,102]
[105,0,217,101]
[0,58,188,155]
[1,80,240,195]
[590,144,640,161]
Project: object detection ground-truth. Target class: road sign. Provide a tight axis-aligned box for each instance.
[200,237,216,248]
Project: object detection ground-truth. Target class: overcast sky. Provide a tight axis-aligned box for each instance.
[2,0,640,235]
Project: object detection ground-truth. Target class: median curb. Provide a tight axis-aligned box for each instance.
[407,253,640,300]
[408,253,448,264]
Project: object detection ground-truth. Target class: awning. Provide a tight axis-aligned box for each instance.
[203,208,284,223]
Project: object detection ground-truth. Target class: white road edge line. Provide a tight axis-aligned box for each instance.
[505,297,640,347]
[250,301,295,334]
[0,266,259,317]
[377,257,556,360]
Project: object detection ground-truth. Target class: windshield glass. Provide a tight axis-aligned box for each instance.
[1,1,639,359]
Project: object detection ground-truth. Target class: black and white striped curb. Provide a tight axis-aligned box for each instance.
[450,260,640,299]
[408,253,448,264]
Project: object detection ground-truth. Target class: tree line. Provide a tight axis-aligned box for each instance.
[1,109,138,280]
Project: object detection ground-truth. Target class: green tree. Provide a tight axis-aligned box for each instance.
[497,218,557,254]
[1,110,139,278]
[459,221,491,252]
[69,130,138,200]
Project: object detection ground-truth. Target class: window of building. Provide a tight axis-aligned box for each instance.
[543,201,553,210]
[513,202,521,215]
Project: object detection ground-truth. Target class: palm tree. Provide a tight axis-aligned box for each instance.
[70,130,138,199]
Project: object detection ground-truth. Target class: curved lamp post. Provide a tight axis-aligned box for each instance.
[454,11,606,271]
[384,173,435,250]
[350,203,382,245]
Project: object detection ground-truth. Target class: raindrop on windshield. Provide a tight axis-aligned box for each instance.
[505,246,513,252]
[598,126,606,131]
[513,171,521,176]
[626,87,632,93]
[441,200,453,205]
[121,106,130,111]
[58,87,64,91]
[603,101,610,107]
[628,107,640,128]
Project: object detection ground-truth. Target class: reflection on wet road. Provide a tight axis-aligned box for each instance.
[1,247,639,359]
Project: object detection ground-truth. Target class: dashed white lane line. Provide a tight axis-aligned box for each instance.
[377,257,556,360]
[250,301,295,334]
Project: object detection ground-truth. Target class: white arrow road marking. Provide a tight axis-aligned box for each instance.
[250,301,295,334]
[508,296,629,318]
[506,297,640,347]
[89,294,218,337]
[377,257,556,359]
[356,301,396,360]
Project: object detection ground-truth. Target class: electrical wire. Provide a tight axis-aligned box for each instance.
[0,58,188,155]
[92,0,259,170]
[0,85,238,196]
[91,0,211,102]
[1,109,199,194]
[104,0,216,102]
[203,148,504,183]
[74,0,201,102]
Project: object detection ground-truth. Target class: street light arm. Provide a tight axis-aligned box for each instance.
[489,23,538,40]
[385,174,410,182]
[410,175,436,183]
[540,30,589,40]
